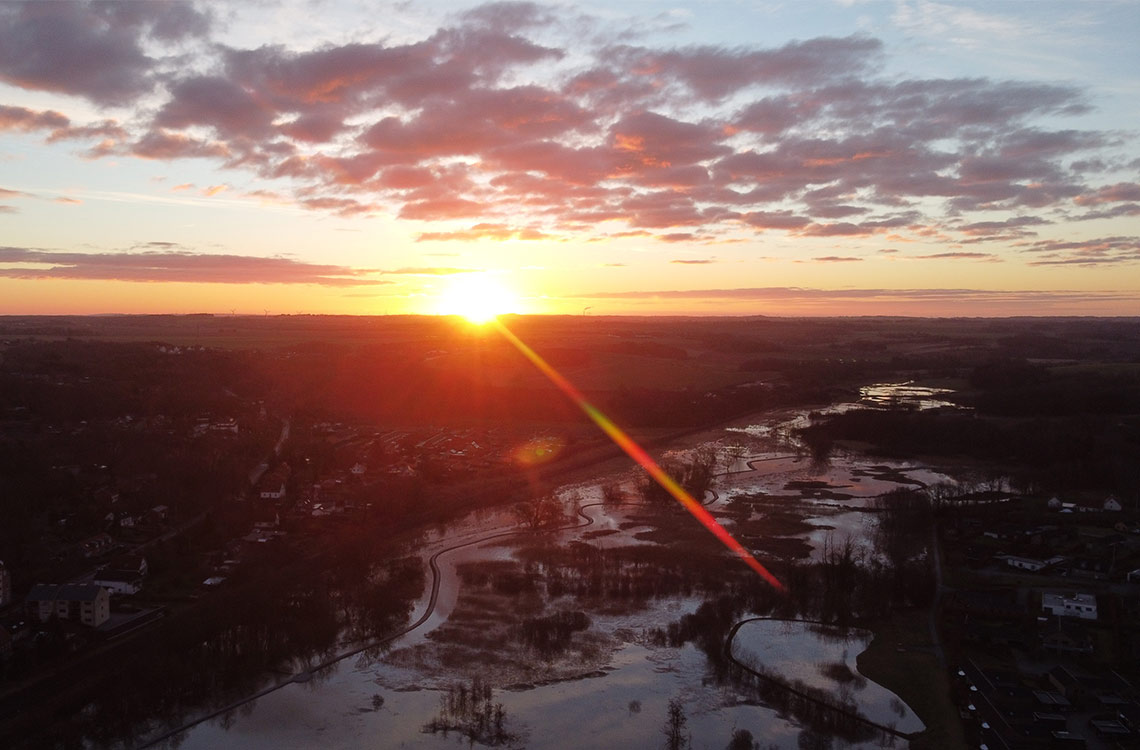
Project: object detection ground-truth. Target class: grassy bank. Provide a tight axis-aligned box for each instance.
[857,610,965,750]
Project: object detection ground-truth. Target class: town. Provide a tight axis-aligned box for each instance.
[0,313,1138,749]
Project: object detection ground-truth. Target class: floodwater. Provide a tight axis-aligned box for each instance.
[147,397,955,750]
[730,619,924,734]
[858,382,960,411]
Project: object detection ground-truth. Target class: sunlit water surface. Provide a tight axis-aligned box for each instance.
[150,398,951,749]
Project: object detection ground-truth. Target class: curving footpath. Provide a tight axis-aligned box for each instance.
[139,502,603,749]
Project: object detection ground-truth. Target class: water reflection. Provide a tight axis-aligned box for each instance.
[730,619,924,733]
[97,398,956,750]
[858,382,959,411]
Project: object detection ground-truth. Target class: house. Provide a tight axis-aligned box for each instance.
[93,569,142,596]
[258,464,290,501]
[110,554,147,577]
[1048,496,1063,510]
[998,555,1049,572]
[1041,592,1098,620]
[0,560,11,607]
[25,584,110,627]
[1104,495,1123,512]
[1059,556,1113,581]
[80,533,114,557]
[93,554,147,595]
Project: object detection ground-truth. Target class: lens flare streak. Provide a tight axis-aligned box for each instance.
[492,319,785,592]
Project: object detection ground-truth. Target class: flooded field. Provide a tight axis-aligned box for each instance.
[148,400,958,749]
[858,382,960,411]
[730,619,923,734]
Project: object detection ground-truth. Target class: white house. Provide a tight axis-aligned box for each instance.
[1041,592,1098,621]
[1104,496,1123,512]
[93,570,142,595]
[1000,555,1048,572]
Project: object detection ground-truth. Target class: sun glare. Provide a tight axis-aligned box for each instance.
[436,274,521,323]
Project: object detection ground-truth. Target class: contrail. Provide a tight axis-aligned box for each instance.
[492,318,785,592]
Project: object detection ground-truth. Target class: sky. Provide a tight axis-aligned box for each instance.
[1,0,1138,317]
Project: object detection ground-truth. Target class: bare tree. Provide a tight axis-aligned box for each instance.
[602,482,626,506]
[663,698,691,750]
[512,494,566,528]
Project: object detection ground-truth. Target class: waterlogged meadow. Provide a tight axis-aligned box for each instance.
[150,397,957,749]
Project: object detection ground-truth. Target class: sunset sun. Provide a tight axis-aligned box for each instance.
[436,274,522,323]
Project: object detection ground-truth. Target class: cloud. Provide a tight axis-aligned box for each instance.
[575,285,1137,306]
[0,1,212,106]
[670,258,714,264]
[1016,236,1140,266]
[382,267,475,275]
[0,2,1132,259]
[912,252,997,260]
[0,247,387,286]
[812,256,863,262]
[1075,183,1140,205]
[605,35,883,102]
[156,75,275,140]
[415,223,551,242]
[0,104,69,132]
[131,130,228,160]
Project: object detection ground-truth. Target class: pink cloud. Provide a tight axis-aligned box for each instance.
[1,2,1131,257]
[131,130,229,160]
[0,104,69,132]
[1075,183,1140,205]
[0,1,211,105]
[912,252,997,260]
[0,246,385,286]
[607,35,883,102]
[1017,236,1140,266]
[155,76,275,140]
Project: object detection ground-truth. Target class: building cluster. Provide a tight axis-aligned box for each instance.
[943,492,1140,748]
[958,658,1139,748]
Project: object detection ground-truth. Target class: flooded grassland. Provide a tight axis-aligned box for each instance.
[150,390,964,749]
